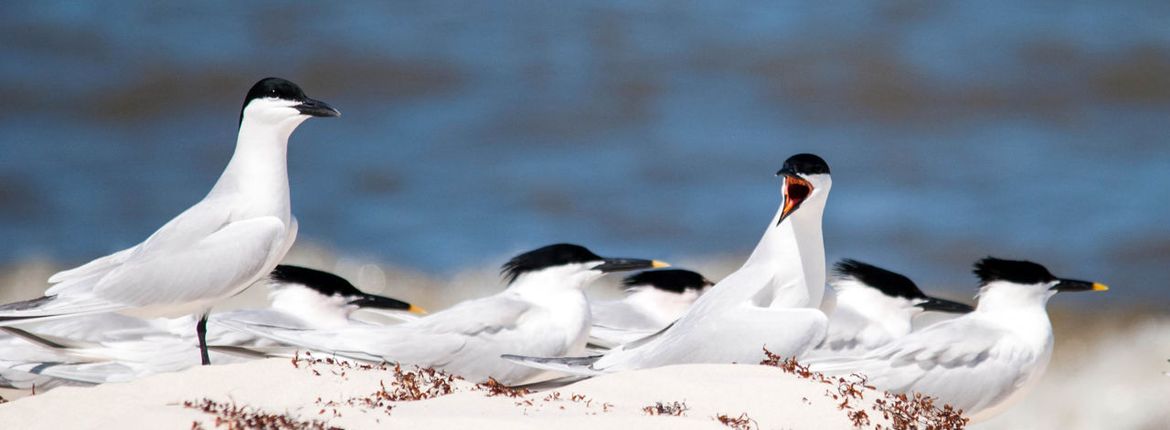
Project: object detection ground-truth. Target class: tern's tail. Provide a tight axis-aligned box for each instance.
[499,354,606,377]
[0,295,122,326]
[0,326,98,352]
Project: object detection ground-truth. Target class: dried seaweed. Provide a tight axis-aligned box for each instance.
[183,398,340,430]
[714,412,758,430]
[642,401,689,416]
[761,348,969,430]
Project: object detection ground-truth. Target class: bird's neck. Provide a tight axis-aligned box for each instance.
[740,196,826,308]
[831,285,915,338]
[207,118,301,219]
[791,199,826,308]
[623,287,698,326]
[506,271,594,355]
[507,268,599,301]
[268,287,352,329]
[975,282,1054,313]
[973,282,1055,344]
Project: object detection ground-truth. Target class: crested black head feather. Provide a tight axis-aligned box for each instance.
[776,153,830,176]
[270,265,364,298]
[501,243,604,284]
[834,259,926,300]
[972,257,1057,285]
[622,269,712,294]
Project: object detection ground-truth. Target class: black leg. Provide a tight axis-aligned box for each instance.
[197,313,210,365]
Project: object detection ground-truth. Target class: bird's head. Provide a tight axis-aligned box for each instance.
[501,243,669,290]
[239,77,339,128]
[622,269,713,295]
[972,257,1108,309]
[267,265,423,328]
[834,259,974,319]
[620,269,713,323]
[775,153,832,226]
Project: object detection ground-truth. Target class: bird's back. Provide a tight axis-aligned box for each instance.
[811,314,1050,420]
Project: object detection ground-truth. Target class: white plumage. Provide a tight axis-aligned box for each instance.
[588,269,712,349]
[220,244,666,385]
[809,258,1108,422]
[505,154,833,375]
[0,265,418,386]
[805,260,973,360]
[0,78,338,365]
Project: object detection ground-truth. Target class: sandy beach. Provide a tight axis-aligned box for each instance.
[0,354,970,429]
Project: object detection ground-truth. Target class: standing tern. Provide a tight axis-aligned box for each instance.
[0,78,339,365]
[588,269,713,349]
[219,244,668,384]
[505,154,832,374]
[803,259,974,360]
[0,265,421,387]
[808,257,1108,422]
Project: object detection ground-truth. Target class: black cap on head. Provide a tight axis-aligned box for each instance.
[271,265,415,311]
[244,77,308,105]
[776,153,830,176]
[270,265,364,298]
[835,259,926,300]
[240,77,338,123]
[622,269,712,294]
[501,243,603,284]
[972,257,1057,285]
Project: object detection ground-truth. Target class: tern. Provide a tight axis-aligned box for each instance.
[0,78,338,366]
[808,257,1108,422]
[588,269,713,349]
[252,265,424,329]
[0,265,421,387]
[803,259,974,360]
[505,154,832,375]
[218,244,668,385]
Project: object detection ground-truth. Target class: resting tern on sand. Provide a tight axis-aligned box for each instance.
[218,244,668,385]
[802,259,974,360]
[588,269,713,349]
[505,153,832,374]
[0,78,339,365]
[809,257,1108,422]
[0,265,422,387]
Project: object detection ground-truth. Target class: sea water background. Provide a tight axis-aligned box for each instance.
[0,3,1168,427]
[2,1,1168,303]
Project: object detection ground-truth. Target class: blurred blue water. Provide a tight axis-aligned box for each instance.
[1,1,1168,303]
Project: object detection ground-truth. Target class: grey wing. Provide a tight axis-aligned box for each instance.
[91,216,287,307]
[588,300,663,348]
[596,304,827,370]
[803,307,883,359]
[208,309,325,346]
[219,294,552,383]
[213,309,314,330]
[46,247,137,285]
[32,196,288,312]
[810,318,1035,414]
[499,354,605,377]
[43,202,232,297]
[217,294,535,359]
[591,301,658,331]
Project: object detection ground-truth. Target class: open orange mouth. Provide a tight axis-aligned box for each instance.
[777,175,812,225]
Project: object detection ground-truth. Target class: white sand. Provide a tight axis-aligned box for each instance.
[0,358,924,429]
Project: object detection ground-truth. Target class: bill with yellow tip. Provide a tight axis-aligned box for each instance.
[1050,279,1110,292]
[593,258,671,273]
